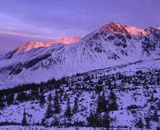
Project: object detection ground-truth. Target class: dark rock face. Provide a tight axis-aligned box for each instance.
[142,37,155,55]
[24,54,51,69]
[0,54,52,76]
[5,48,18,59]
[10,63,23,75]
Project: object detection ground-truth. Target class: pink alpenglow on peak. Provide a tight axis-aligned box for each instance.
[16,37,80,53]
[17,42,53,53]
[125,26,148,36]
[4,37,81,59]
[54,37,80,44]
[100,22,148,36]
[155,26,160,30]
[3,42,54,59]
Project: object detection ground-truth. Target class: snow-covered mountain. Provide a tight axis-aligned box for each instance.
[0,22,160,129]
[0,22,160,88]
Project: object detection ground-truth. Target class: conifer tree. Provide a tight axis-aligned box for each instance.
[0,96,5,109]
[22,109,27,126]
[45,94,53,118]
[39,86,45,107]
[145,116,150,129]
[6,93,14,106]
[17,92,27,102]
[39,93,45,107]
[65,97,72,118]
[101,112,110,128]
[135,118,144,128]
[96,91,108,113]
[108,90,118,111]
[53,90,61,114]
[87,111,96,127]
[72,97,78,114]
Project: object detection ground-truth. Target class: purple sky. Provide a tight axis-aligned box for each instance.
[0,0,160,53]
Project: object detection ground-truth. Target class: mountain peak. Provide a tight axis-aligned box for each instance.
[101,22,126,32]
[53,36,80,44]
[150,26,160,31]
[156,26,160,30]
[100,22,147,36]
[17,42,53,53]
[4,42,53,59]
[4,37,80,59]
[17,36,80,52]
[107,22,123,27]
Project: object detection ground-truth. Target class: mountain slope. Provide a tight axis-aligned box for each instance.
[0,22,160,88]
[0,58,160,128]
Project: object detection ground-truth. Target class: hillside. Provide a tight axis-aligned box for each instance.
[0,58,160,129]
